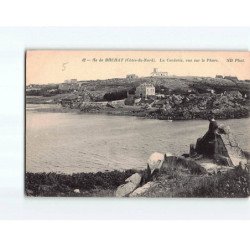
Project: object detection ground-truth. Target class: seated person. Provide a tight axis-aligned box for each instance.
[196,116,218,157]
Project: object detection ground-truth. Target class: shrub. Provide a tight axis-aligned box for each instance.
[25,169,137,197]
[103,90,128,101]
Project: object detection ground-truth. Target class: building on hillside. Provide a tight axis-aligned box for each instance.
[135,83,155,98]
[215,75,223,78]
[151,68,168,77]
[224,76,238,82]
[126,74,138,79]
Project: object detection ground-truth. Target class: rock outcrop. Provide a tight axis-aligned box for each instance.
[214,125,247,167]
[115,122,248,197]
[129,182,155,197]
[195,123,247,168]
[128,155,207,197]
[115,173,141,197]
[147,152,165,174]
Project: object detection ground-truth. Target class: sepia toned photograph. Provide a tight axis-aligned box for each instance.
[25,50,250,198]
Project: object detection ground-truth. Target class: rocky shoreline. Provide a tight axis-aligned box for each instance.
[54,92,250,120]
[76,104,249,121]
[26,74,250,121]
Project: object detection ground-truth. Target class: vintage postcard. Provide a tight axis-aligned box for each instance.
[25,50,250,197]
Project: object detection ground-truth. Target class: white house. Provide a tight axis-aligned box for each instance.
[151,68,168,77]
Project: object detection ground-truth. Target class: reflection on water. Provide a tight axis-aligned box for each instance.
[26,104,250,174]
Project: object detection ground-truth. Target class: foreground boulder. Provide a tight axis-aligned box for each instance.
[125,172,141,184]
[129,155,207,197]
[115,173,141,197]
[129,182,155,197]
[147,152,164,173]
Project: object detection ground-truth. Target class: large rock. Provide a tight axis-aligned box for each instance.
[215,129,247,167]
[129,182,155,197]
[147,152,165,173]
[116,182,139,197]
[194,122,247,168]
[125,173,141,185]
[115,173,142,197]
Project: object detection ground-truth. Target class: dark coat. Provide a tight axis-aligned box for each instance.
[196,120,218,156]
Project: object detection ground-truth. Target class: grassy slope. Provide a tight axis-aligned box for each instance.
[142,162,250,198]
[146,167,249,198]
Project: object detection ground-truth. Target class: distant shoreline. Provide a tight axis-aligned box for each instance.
[26,100,249,121]
[26,74,250,121]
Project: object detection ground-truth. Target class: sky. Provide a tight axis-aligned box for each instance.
[26,50,250,84]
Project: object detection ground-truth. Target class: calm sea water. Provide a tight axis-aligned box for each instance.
[26,104,250,174]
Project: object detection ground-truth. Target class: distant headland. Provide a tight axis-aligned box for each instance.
[26,71,250,120]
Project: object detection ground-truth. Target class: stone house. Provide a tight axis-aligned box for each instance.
[135,83,155,98]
